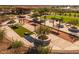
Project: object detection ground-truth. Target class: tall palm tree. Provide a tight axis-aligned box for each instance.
[43,15,47,26]
[32,8,49,32]
[31,13,40,32]
[36,25,50,36]
[56,16,63,32]
[51,17,55,27]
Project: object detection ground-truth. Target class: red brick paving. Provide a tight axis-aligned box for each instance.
[51,28,77,43]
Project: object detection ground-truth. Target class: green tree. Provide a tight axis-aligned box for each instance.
[69,13,72,16]
[36,25,51,36]
[51,17,55,27]
[68,19,78,26]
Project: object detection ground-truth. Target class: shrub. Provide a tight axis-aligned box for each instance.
[7,20,15,24]
[71,26,78,29]
[11,40,23,48]
[38,34,48,40]
[37,46,52,54]
[36,25,51,35]
[0,30,5,40]
[10,25,18,29]
[27,46,52,54]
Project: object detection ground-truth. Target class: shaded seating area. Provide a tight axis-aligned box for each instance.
[56,24,64,28]
[32,18,44,24]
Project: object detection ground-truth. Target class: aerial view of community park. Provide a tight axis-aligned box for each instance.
[0,5,79,54]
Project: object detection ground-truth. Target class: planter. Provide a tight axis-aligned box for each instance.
[39,39,51,45]
[34,35,51,46]
[68,28,79,33]
[34,38,51,46]
[38,35,48,40]
[34,37,51,46]
[36,35,51,46]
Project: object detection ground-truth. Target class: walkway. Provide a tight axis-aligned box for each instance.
[51,28,77,42]
[19,18,77,42]
[46,20,79,37]
[20,20,79,50]
[14,15,79,51]
[0,25,33,47]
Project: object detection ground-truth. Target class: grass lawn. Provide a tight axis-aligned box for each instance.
[41,15,79,26]
[10,24,34,37]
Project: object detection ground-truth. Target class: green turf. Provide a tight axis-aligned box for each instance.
[10,24,34,37]
[41,15,79,26]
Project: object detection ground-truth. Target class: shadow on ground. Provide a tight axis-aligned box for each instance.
[24,35,48,46]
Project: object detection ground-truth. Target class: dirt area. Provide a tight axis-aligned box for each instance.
[0,38,29,54]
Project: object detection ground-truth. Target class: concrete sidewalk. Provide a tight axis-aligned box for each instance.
[14,15,79,50]
[45,20,79,37]
[0,26,33,47]
[20,16,79,50]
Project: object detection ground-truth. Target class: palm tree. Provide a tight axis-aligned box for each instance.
[69,13,72,16]
[31,13,40,32]
[9,40,23,49]
[32,8,49,32]
[59,18,63,26]
[74,14,76,17]
[51,17,55,27]
[56,17,63,32]
[32,8,51,38]
[43,15,47,26]
[36,25,51,37]
[64,13,67,16]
